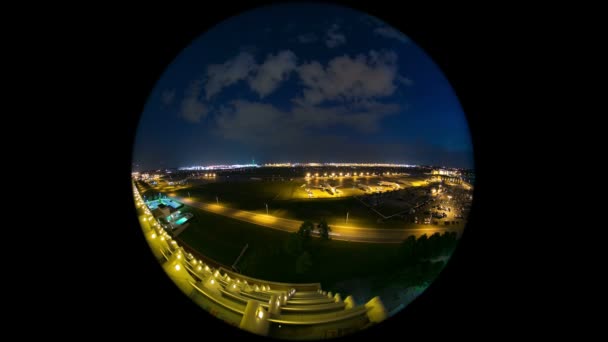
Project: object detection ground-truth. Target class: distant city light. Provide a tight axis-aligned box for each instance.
[175,162,422,173]
[174,264,180,271]
[179,163,260,171]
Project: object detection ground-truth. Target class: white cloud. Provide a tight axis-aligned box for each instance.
[292,101,399,133]
[398,75,413,86]
[214,100,400,144]
[161,89,175,105]
[248,50,297,98]
[205,52,257,99]
[297,33,318,44]
[325,24,346,48]
[374,27,408,44]
[215,101,297,144]
[179,81,208,123]
[296,50,399,105]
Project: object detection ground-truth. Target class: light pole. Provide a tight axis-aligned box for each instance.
[265,203,269,215]
[346,211,349,224]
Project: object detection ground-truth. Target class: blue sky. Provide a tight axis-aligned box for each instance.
[133,3,474,170]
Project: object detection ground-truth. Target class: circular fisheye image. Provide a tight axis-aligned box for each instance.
[132,3,474,340]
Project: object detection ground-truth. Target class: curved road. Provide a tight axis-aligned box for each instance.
[171,195,463,244]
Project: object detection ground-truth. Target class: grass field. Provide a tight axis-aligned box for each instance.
[173,180,302,209]
[154,180,426,229]
[175,204,407,288]
[135,180,455,307]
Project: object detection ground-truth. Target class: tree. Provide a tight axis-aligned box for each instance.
[317,219,331,240]
[400,235,417,262]
[284,232,303,257]
[417,234,429,259]
[298,221,314,239]
[428,232,442,258]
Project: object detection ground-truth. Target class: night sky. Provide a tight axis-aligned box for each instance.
[132,3,474,171]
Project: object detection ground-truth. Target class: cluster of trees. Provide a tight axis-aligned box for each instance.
[399,231,458,265]
[296,220,331,239]
[283,220,332,276]
[370,232,460,289]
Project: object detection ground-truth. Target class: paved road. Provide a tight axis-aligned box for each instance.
[171,195,463,244]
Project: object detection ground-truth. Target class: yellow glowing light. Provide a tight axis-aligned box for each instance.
[257,310,264,319]
[210,279,215,285]
[151,233,156,239]
[306,173,310,177]
[197,266,202,271]
[160,237,165,241]
[177,254,181,259]
[174,264,181,271]
[339,172,343,176]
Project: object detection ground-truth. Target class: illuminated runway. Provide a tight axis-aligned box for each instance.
[171,195,463,244]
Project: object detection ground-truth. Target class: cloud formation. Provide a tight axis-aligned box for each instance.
[185,49,408,144]
[215,101,299,144]
[296,50,399,105]
[374,26,408,44]
[179,81,208,123]
[214,99,400,145]
[325,24,346,48]
[248,50,297,98]
[398,75,413,86]
[204,50,299,99]
[205,52,257,99]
